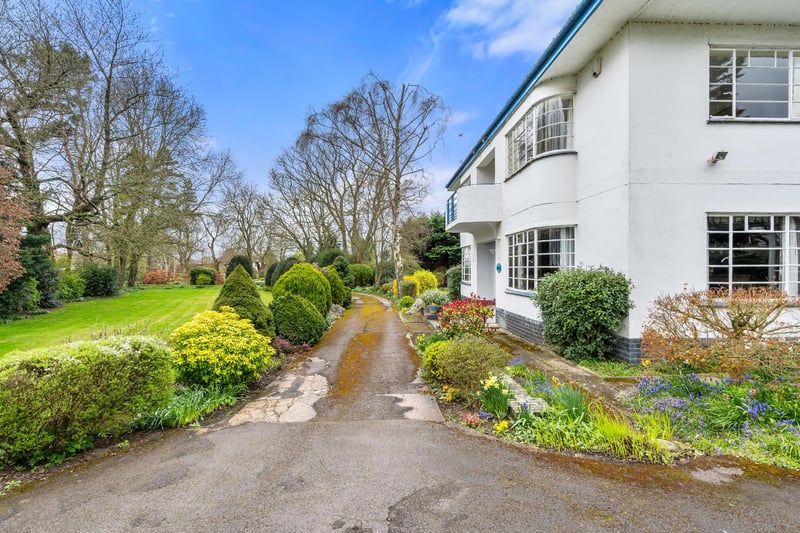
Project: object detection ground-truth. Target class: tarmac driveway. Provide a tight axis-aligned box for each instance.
[2,294,800,532]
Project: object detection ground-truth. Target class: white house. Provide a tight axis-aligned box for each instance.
[445,0,800,361]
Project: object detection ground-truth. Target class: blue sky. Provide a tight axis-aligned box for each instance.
[135,0,579,212]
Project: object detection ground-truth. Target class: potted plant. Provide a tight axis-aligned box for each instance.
[420,289,449,318]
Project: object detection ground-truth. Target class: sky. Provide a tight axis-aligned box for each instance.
[134,0,580,212]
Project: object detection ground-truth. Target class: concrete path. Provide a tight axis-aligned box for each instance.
[2,294,800,532]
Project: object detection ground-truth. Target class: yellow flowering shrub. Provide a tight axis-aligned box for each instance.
[412,269,439,293]
[421,339,452,380]
[169,306,276,387]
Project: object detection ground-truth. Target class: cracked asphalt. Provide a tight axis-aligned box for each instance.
[2,294,800,532]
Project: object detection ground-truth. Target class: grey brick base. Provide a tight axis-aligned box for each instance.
[496,307,642,363]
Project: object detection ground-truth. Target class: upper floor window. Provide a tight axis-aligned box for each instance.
[507,95,574,176]
[708,214,799,296]
[709,48,800,120]
[508,226,574,291]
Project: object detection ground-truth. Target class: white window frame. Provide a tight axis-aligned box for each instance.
[506,95,574,176]
[709,47,800,120]
[707,214,799,296]
[507,226,575,292]
[461,246,472,283]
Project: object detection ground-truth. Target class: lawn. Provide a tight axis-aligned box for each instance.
[0,286,273,358]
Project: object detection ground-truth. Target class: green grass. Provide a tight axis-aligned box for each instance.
[0,286,274,358]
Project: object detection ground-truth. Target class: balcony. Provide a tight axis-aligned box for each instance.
[445,184,502,236]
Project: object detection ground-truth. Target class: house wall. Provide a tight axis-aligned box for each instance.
[625,22,800,338]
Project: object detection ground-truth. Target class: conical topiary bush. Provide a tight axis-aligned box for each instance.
[212,264,275,338]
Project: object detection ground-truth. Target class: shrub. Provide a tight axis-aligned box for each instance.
[421,339,451,380]
[189,267,216,285]
[322,267,349,307]
[170,307,275,388]
[392,275,419,298]
[80,263,119,297]
[226,255,254,277]
[380,282,394,297]
[195,274,212,286]
[268,257,299,286]
[641,287,800,379]
[438,294,495,339]
[58,269,86,302]
[316,248,343,268]
[270,293,327,346]
[420,289,449,306]
[212,264,275,337]
[272,263,332,316]
[332,255,355,288]
[350,264,374,287]
[533,266,633,361]
[446,265,461,301]
[414,332,448,355]
[142,269,171,285]
[412,269,438,294]
[435,335,511,395]
[0,336,173,466]
[264,262,278,286]
[398,296,415,311]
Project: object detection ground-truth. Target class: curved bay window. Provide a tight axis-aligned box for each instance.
[507,95,574,176]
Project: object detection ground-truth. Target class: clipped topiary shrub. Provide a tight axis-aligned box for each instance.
[435,335,511,395]
[189,267,216,285]
[270,293,327,346]
[272,263,332,316]
[398,296,415,311]
[322,267,350,308]
[446,265,461,301]
[212,265,275,337]
[268,257,298,286]
[0,336,173,466]
[170,307,275,388]
[226,255,254,277]
[350,263,374,287]
[58,269,86,302]
[331,255,355,288]
[196,274,212,286]
[264,262,278,286]
[532,266,633,361]
[412,269,438,294]
[80,263,119,297]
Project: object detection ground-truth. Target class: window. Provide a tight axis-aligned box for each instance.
[707,214,799,296]
[709,48,800,119]
[507,226,574,291]
[461,246,472,283]
[507,95,574,175]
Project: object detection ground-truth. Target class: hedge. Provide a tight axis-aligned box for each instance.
[0,336,174,466]
[190,267,217,285]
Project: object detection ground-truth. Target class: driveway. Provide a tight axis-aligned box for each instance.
[2,294,800,532]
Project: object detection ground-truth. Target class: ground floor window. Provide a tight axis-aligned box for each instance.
[707,214,799,296]
[461,246,472,282]
[507,226,574,291]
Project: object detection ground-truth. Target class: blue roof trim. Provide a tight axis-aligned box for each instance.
[446,0,604,189]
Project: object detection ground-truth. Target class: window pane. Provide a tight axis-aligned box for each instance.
[710,50,734,67]
[709,267,729,283]
[710,102,733,116]
[737,84,789,101]
[733,216,745,230]
[749,50,776,67]
[732,249,781,264]
[709,250,730,266]
[747,215,772,230]
[707,215,730,231]
[709,84,733,100]
[709,67,733,84]
[732,232,782,248]
[732,266,771,282]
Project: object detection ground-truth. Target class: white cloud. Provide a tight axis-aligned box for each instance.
[444,0,578,59]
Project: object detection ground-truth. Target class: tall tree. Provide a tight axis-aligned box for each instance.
[0,147,30,292]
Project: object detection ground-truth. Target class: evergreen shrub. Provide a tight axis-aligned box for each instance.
[0,336,173,466]
[58,269,86,302]
[316,248,343,268]
[533,266,633,360]
[322,267,350,307]
[398,296,415,311]
[170,307,275,387]
[272,263,332,316]
[331,255,355,288]
[80,264,119,297]
[189,267,216,285]
[268,257,299,285]
[195,274,212,286]
[412,269,438,294]
[264,262,278,286]
[421,339,452,380]
[399,280,418,299]
[435,335,511,396]
[226,255,254,277]
[270,293,327,346]
[446,265,461,301]
[350,264,374,287]
[212,265,275,337]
